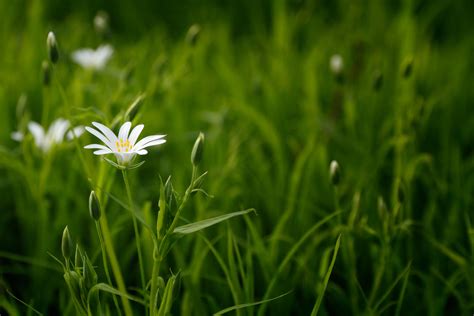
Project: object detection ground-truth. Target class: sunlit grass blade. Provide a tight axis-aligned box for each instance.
[173,209,256,235]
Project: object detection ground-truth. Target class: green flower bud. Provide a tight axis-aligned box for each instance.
[191,132,205,166]
[94,11,110,37]
[42,60,51,86]
[47,32,59,64]
[61,226,72,260]
[329,160,340,186]
[186,24,201,46]
[89,191,101,221]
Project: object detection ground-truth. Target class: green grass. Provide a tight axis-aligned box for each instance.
[0,0,473,315]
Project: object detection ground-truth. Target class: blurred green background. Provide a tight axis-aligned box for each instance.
[0,0,473,315]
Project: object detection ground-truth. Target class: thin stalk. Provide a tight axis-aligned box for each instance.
[122,169,146,291]
[167,166,197,234]
[95,222,122,316]
[150,166,197,314]
[99,214,133,316]
[149,248,163,315]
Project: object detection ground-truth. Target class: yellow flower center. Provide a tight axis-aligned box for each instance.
[116,139,132,153]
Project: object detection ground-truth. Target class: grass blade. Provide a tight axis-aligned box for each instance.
[310,234,341,316]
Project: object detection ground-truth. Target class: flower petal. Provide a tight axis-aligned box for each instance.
[28,122,45,147]
[85,126,113,149]
[128,124,144,146]
[118,122,132,142]
[84,144,110,150]
[133,135,166,150]
[67,126,85,140]
[11,131,24,142]
[93,149,113,155]
[92,122,118,145]
[134,139,166,151]
[136,149,148,155]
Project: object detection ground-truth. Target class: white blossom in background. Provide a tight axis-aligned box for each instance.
[84,121,166,167]
[330,54,344,75]
[11,118,84,153]
[71,45,113,70]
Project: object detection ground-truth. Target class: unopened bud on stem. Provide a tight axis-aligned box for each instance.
[89,191,101,221]
[47,32,59,64]
[186,24,201,46]
[329,160,340,186]
[191,132,205,166]
[61,226,72,260]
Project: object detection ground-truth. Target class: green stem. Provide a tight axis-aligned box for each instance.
[95,222,122,316]
[122,169,146,291]
[99,214,133,316]
[167,166,197,234]
[149,248,163,315]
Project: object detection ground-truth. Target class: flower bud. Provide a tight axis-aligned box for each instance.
[186,24,201,46]
[94,11,110,37]
[330,54,344,76]
[61,226,72,260]
[191,132,205,166]
[47,32,59,64]
[89,191,101,221]
[42,60,51,86]
[329,160,340,186]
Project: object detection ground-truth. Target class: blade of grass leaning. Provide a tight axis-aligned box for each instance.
[213,291,292,315]
[310,234,341,316]
[258,211,341,316]
[87,283,146,313]
[373,262,411,313]
[173,209,255,235]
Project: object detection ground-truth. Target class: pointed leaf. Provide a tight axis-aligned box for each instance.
[173,209,255,235]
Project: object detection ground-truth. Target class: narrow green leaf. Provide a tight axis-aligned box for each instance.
[173,209,255,235]
[311,234,341,316]
[213,291,292,315]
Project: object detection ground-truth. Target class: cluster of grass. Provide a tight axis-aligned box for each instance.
[1,0,473,315]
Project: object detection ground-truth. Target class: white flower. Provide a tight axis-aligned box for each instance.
[330,54,344,75]
[71,45,113,70]
[11,118,85,153]
[84,121,166,166]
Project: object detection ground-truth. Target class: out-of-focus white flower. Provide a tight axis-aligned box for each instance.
[330,54,344,75]
[71,45,113,70]
[84,121,166,167]
[11,118,84,153]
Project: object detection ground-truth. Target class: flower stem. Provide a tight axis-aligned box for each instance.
[95,222,122,316]
[99,214,133,316]
[167,166,197,234]
[121,169,146,291]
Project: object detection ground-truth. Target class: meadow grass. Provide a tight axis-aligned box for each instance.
[0,1,473,315]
